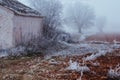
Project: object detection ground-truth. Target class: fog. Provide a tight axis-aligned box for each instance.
[19,0,120,33]
[61,0,120,33]
[81,0,120,33]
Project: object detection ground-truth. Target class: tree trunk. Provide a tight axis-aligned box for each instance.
[79,28,82,33]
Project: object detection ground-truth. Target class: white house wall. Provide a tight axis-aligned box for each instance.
[13,15,43,45]
[0,6,14,49]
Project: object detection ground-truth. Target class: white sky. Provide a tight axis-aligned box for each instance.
[19,0,120,33]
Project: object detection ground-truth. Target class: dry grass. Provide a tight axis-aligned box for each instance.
[86,33,120,43]
[0,49,120,80]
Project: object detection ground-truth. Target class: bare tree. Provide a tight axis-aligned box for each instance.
[64,2,95,33]
[29,0,62,39]
[96,16,107,32]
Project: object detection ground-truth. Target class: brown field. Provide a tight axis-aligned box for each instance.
[86,33,120,42]
[0,49,120,80]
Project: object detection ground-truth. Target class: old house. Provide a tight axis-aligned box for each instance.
[0,0,43,49]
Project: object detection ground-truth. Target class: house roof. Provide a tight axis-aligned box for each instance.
[0,0,42,17]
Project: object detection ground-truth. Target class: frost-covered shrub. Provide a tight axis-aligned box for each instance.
[7,36,44,57]
[8,46,26,57]
[107,64,120,80]
[84,53,97,61]
[84,49,109,61]
[66,59,90,80]
[7,35,70,57]
[66,59,90,72]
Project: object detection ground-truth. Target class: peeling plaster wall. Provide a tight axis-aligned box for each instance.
[0,6,14,49]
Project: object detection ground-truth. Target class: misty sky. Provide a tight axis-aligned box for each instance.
[81,0,120,33]
[19,0,120,33]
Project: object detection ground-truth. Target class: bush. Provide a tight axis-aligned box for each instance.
[107,64,120,80]
[7,34,71,57]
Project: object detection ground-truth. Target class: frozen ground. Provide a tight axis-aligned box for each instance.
[0,41,120,80]
[44,41,120,59]
[0,41,120,58]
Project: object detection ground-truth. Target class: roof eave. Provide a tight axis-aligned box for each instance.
[14,13,44,18]
[0,5,44,18]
